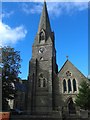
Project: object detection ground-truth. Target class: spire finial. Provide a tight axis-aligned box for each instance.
[66,56,69,60]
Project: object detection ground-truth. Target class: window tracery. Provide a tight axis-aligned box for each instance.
[62,78,77,93]
[66,71,72,77]
[38,73,47,88]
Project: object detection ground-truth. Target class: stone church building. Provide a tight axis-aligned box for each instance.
[13,1,88,119]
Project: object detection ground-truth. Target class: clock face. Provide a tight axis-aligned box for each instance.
[38,47,44,54]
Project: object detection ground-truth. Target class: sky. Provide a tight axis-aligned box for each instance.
[0,0,89,79]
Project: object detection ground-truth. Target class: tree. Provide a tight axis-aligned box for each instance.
[75,80,90,110]
[0,46,22,111]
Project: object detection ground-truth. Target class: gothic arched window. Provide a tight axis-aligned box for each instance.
[38,73,47,88]
[63,79,67,92]
[39,30,45,43]
[73,79,77,92]
[40,32,45,40]
[43,78,47,87]
[68,79,72,92]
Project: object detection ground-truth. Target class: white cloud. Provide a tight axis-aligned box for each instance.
[2,11,14,18]
[0,11,14,20]
[22,3,42,14]
[0,22,27,46]
[21,2,88,16]
[47,3,62,16]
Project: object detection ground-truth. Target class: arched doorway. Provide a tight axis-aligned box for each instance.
[67,98,76,114]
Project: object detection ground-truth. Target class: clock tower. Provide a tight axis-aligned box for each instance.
[27,1,58,115]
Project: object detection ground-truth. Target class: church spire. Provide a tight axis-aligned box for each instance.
[38,1,52,34]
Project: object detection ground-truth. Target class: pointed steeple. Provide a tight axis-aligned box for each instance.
[38,1,52,34]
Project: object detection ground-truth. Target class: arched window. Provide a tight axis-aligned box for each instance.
[40,30,45,43]
[40,32,44,40]
[38,73,47,88]
[43,78,46,87]
[68,79,72,92]
[73,79,77,92]
[63,79,67,92]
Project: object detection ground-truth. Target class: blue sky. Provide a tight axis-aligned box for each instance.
[1,1,88,79]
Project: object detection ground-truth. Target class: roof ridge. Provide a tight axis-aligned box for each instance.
[58,60,86,78]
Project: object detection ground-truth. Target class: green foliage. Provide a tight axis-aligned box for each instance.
[1,47,21,79]
[0,46,22,111]
[75,80,90,110]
